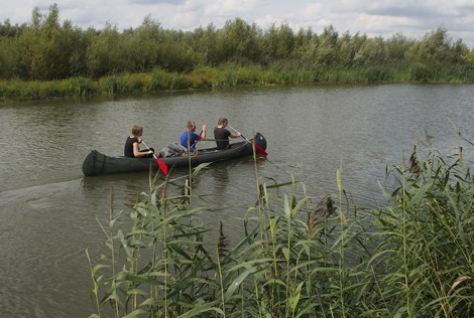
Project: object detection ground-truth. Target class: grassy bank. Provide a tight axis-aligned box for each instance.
[88,128,474,317]
[2,64,474,101]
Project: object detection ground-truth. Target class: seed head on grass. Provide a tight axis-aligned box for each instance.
[308,196,336,237]
[255,183,266,207]
[218,221,229,262]
[409,150,421,175]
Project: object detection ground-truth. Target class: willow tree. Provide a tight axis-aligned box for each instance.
[215,18,262,64]
[28,4,65,80]
[261,23,295,60]
[314,25,339,65]
[85,24,122,78]
[385,33,414,65]
[338,32,367,67]
[187,24,219,66]
[406,27,469,65]
[120,15,163,72]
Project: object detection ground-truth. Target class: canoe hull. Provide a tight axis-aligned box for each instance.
[82,132,267,176]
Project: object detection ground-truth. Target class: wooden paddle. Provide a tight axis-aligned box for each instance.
[227,125,268,157]
[141,141,169,175]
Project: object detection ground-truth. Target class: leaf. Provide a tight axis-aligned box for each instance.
[179,303,223,318]
[124,308,147,317]
[290,282,304,312]
[406,183,430,209]
[282,247,290,261]
[336,169,342,193]
[448,276,471,296]
[224,266,257,302]
[284,195,291,221]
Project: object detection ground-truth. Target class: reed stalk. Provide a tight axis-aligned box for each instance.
[88,127,474,317]
[2,64,474,101]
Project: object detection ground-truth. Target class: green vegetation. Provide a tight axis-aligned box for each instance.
[1,4,474,100]
[88,127,474,317]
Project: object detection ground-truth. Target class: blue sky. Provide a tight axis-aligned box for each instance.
[1,0,474,48]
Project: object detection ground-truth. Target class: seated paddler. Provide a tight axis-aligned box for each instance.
[180,120,206,153]
[124,124,154,158]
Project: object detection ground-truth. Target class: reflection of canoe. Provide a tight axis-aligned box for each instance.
[82,132,267,176]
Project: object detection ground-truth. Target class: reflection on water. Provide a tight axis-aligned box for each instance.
[1,85,474,316]
[210,162,230,194]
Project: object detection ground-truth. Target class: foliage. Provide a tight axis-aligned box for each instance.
[406,27,470,65]
[88,127,474,317]
[0,7,474,100]
[0,7,473,83]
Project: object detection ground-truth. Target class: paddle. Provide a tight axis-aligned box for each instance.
[141,141,169,175]
[227,125,268,157]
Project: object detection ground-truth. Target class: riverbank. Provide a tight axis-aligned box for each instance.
[2,64,474,101]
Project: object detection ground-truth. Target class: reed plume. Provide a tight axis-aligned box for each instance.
[255,183,266,207]
[217,221,229,262]
[409,147,421,175]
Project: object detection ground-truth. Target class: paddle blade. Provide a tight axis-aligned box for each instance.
[255,144,268,157]
[156,158,169,175]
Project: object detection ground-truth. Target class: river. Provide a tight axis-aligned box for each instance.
[1,84,473,317]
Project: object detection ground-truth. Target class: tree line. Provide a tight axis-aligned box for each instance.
[0,3,473,82]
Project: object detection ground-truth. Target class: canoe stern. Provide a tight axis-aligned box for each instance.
[82,150,106,176]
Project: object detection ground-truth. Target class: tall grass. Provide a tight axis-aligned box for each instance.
[2,64,474,100]
[88,128,474,317]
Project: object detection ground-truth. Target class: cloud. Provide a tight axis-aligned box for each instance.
[366,4,443,18]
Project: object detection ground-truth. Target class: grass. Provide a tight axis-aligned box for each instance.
[87,126,474,317]
[2,64,474,101]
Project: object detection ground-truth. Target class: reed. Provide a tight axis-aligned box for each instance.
[2,64,474,100]
[88,127,474,317]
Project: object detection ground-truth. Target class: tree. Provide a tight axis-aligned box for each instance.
[188,24,219,66]
[86,24,122,78]
[386,33,413,64]
[354,36,388,66]
[314,25,339,65]
[338,31,367,67]
[215,18,262,64]
[406,27,469,65]
[261,23,295,60]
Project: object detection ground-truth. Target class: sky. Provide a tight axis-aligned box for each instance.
[1,0,474,48]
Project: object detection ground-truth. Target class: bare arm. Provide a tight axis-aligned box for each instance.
[133,140,153,157]
[200,124,207,140]
[230,132,241,139]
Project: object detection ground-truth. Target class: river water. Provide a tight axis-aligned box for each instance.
[1,84,473,317]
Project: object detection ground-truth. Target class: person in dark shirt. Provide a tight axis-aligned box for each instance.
[180,120,207,152]
[213,117,241,150]
[124,125,154,158]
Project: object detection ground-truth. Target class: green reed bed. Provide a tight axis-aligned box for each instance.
[2,64,474,101]
[87,132,474,317]
[365,143,474,317]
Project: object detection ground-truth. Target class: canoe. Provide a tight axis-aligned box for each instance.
[82,132,267,176]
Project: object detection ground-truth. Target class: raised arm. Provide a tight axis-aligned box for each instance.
[200,124,207,140]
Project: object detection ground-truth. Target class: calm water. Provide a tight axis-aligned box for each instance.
[1,84,473,317]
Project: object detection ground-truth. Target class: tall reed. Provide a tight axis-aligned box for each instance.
[88,128,474,317]
[2,64,474,100]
